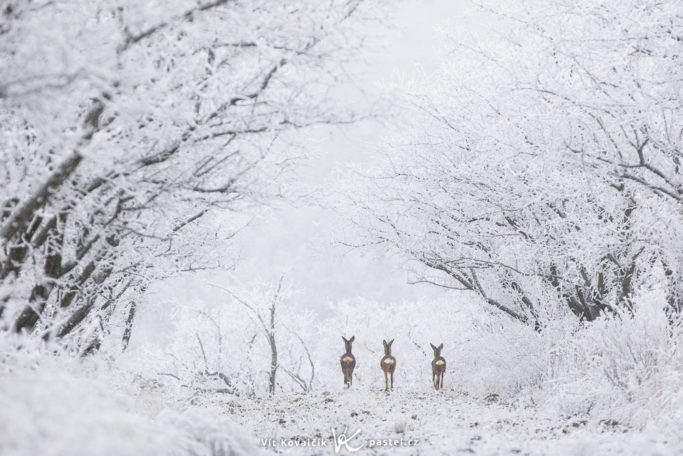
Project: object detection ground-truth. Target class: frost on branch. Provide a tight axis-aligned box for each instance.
[0,0,372,352]
[359,0,683,327]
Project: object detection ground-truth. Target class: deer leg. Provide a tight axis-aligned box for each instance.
[440,372,444,389]
[390,371,394,390]
[384,371,388,392]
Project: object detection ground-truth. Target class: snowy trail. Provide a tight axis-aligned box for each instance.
[1,346,680,456]
[209,388,677,455]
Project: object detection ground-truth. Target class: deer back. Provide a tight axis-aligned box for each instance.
[341,336,356,368]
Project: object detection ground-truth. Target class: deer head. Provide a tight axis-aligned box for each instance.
[382,339,394,356]
[342,335,355,354]
[430,343,443,358]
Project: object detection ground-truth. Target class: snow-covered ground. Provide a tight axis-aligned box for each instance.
[4,290,682,455]
[2,335,681,456]
[0,340,260,456]
[220,388,681,456]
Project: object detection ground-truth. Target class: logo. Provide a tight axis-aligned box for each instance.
[258,425,419,452]
[331,426,366,453]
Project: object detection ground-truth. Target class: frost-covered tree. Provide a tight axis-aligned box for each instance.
[360,0,682,326]
[0,0,375,352]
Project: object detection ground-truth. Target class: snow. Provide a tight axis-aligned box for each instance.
[3,295,682,455]
[0,338,262,456]
[218,388,682,455]
[3,340,681,456]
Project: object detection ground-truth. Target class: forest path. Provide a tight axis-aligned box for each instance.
[208,388,664,455]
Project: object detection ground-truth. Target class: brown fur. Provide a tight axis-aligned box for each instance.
[430,343,446,390]
[380,339,396,392]
[340,336,356,388]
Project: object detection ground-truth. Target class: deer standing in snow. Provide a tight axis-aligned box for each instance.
[380,339,396,392]
[430,343,446,390]
[340,336,356,388]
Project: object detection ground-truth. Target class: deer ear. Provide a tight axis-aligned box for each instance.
[430,343,436,351]
[342,336,347,343]
[350,336,355,342]
[389,339,394,346]
[439,343,443,350]
[383,339,387,347]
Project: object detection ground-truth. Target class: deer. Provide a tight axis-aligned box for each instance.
[340,336,356,388]
[380,339,396,392]
[430,343,446,390]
